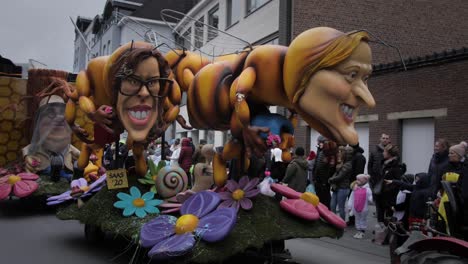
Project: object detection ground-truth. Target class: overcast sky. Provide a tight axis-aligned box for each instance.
[0,0,106,72]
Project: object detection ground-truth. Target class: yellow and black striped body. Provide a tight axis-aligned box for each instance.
[187,62,233,130]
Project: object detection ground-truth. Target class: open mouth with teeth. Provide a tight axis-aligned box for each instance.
[340,103,355,123]
[127,105,152,125]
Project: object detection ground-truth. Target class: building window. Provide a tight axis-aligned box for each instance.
[175,34,185,49]
[183,28,192,50]
[266,38,278,45]
[226,0,240,28]
[194,16,204,49]
[207,5,219,42]
[246,0,269,15]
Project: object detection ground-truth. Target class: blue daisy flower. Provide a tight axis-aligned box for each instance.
[114,186,163,218]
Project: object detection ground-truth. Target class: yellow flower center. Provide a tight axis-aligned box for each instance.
[7,175,21,185]
[132,198,145,208]
[300,192,320,206]
[175,214,199,235]
[80,186,90,192]
[232,189,245,201]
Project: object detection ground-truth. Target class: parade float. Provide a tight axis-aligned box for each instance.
[25,7,378,260]
[0,69,97,204]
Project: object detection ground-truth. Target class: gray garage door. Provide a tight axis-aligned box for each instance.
[402,118,434,175]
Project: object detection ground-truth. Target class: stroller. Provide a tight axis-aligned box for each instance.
[388,180,468,264]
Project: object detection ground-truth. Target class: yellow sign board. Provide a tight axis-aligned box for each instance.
[106,168,129,190]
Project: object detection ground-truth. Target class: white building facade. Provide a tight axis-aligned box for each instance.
[173,0,280,146]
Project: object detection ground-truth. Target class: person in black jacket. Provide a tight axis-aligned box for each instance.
[351,143,366,181]
[368,133,390,192]
[379,144,405,225]
[427,138,450,197]
[313,137,337,208]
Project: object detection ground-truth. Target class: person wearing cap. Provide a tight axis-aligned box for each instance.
[433,144,466,234]
[22,95,80,181]
[347,174,372,239]
[438,143,466,190]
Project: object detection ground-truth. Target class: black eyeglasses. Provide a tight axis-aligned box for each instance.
[120,75,173,98]
[42,104,65,119]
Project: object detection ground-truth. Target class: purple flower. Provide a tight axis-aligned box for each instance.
[46,175,107,206]
[218,176,260,212]
[140,191,237,259]
[158,189,196,214]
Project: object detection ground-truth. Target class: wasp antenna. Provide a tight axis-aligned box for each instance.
[154,42,184,57]
[352,29,407,71]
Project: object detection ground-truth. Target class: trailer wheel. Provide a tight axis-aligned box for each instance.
[401,250,468,264]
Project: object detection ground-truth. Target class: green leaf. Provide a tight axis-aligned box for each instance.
[148,159,158,175]
[138,179,154,185]
[156,161,166,172]
[137,179,147,185]
[150,185,157,194]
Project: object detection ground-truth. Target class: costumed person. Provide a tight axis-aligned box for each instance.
[282,147,308,193]
[23,95,80,182]
[191,144,215,192]
[347,174,372,239]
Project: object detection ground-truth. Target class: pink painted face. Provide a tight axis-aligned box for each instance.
[298,42,375,145]
[117,57,160,142]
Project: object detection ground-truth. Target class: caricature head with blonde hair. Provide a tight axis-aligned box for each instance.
[284,27,375,145]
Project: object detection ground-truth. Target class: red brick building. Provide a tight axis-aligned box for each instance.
[280,0,468,174]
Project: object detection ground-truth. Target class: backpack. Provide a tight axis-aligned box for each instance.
[353,187,367,213]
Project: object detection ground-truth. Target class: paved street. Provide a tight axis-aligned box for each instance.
[0,200,389,264]
[286,205,388,264]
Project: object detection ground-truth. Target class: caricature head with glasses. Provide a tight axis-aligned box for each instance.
[111,46,172,142]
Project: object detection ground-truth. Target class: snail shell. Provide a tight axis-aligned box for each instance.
[155,166,188,199]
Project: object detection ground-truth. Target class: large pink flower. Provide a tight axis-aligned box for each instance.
[0,172,39,200]
[218,176,260,212]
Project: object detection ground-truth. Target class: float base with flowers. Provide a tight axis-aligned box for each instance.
[0,162,71,203]
[56,173,343,263]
